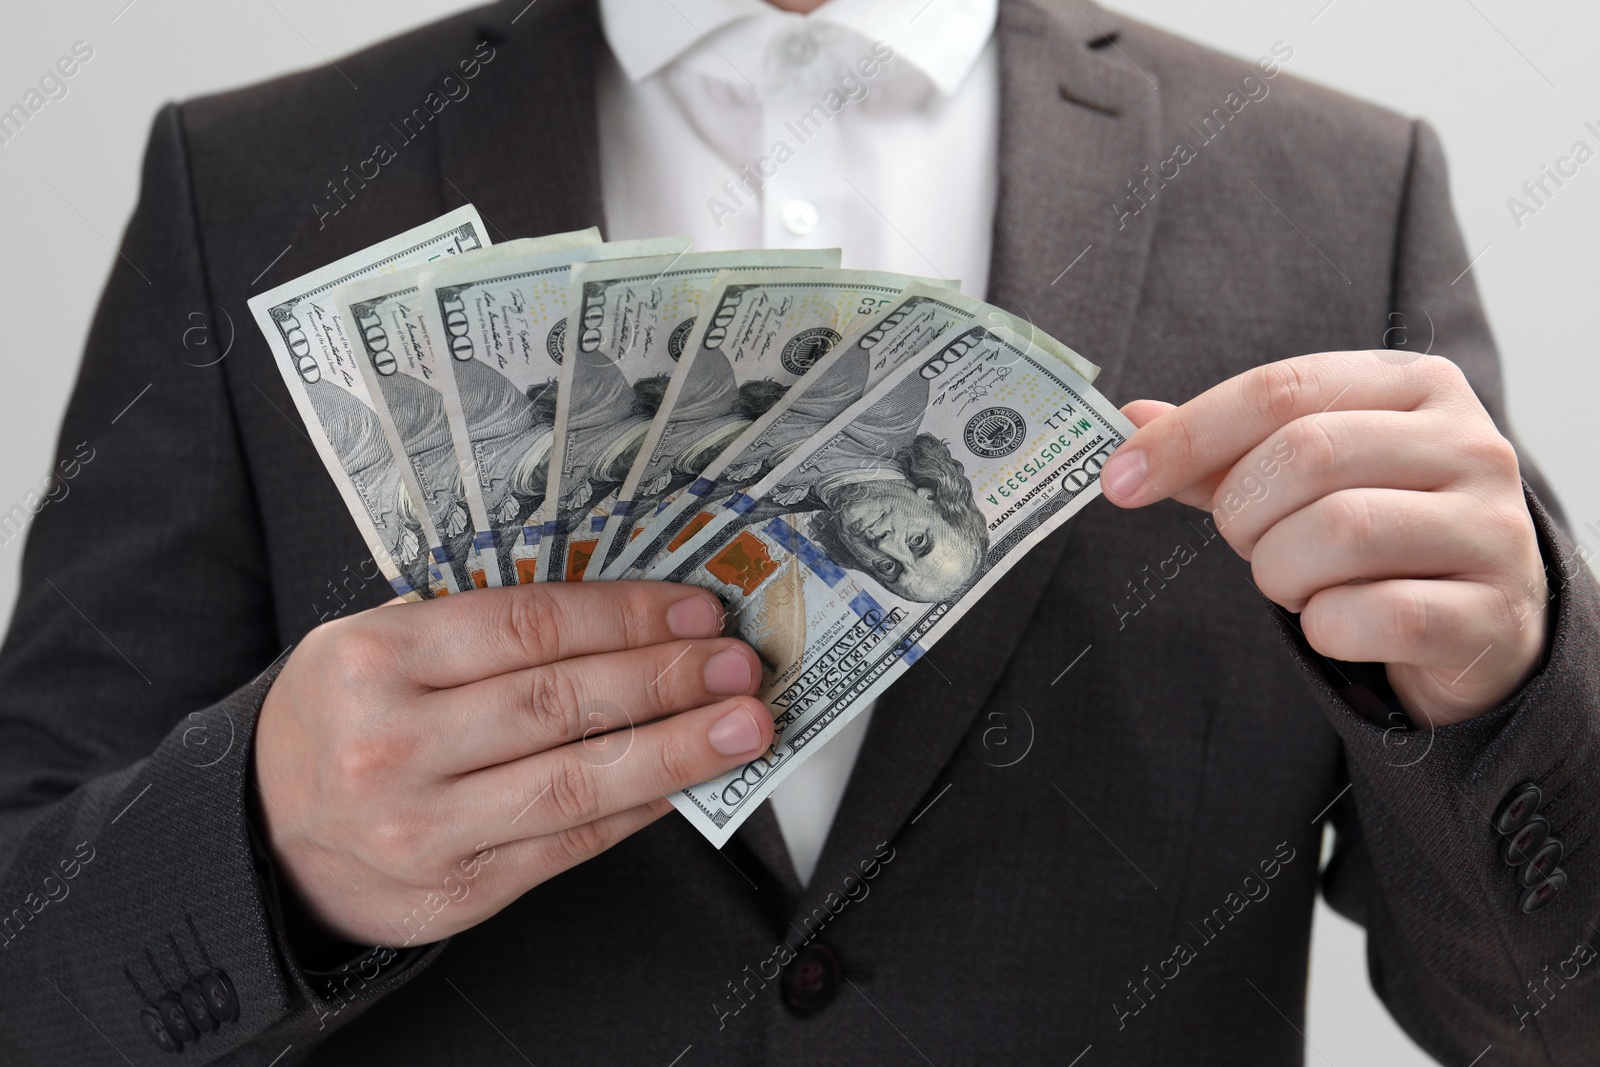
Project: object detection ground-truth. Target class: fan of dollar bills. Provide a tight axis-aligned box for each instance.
[248,206,1133,845]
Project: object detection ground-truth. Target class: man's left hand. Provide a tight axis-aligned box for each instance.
[1100,351,1549,727]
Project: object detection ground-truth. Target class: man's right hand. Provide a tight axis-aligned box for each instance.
[252,581,771,949]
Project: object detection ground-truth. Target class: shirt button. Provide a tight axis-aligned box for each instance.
[781,199,820,236]
[778,31,818,67]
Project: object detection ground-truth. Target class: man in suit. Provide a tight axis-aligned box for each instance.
[1,1,1596,1064]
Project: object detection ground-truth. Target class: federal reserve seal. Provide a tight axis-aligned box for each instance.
[546,318,567,364]
[668,316,696,361]
[964,407,1026,458]
[779,326,841,375]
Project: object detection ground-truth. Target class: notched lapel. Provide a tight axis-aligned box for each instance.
[792,0,1164,905]
[437,0,607,240]
[987,0,1163,401]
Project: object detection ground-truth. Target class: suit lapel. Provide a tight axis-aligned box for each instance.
[437,0,607,240]
[987,0,1165,401]
[795,0,1164,909]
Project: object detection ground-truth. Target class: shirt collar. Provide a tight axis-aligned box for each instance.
[599,0,997,97]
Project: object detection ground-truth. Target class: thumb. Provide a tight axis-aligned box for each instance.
[1108,399,1221,511]
[1120,398,1177,429]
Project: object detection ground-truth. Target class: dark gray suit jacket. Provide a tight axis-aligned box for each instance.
[2,1,1597,1063]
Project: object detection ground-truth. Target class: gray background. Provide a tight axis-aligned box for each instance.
[1,2,1594,1063]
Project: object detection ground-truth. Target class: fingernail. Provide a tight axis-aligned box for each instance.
[704,646,753,694]
[708,706,764,757]
[1102,448,1149,503]
[667,594,722,639]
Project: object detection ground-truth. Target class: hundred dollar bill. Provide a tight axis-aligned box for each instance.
[540,248,842,583]
[336,229,600,590]
[626,282,1101,577]
[592,268,953,580]
[248,206,489,599]
[414,235,690,587]
[650,321,1135,846]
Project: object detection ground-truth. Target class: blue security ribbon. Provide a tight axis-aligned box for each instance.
[763,518,846,588]
[849,588,925,665]
[758,519,929,667]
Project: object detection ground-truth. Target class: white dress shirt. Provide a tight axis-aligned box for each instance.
[596,0,999,885]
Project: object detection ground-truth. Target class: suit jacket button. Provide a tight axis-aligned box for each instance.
[156,993,196,1044]
[1519,867,1568,914]
[782,942,842,1014]
[1519,839,1564,889]
[179,981,217,1033]
[199,969,240,1022]
[1502,815,1549,866]
[1493,782,1542,835]
[139,1007,180,1053]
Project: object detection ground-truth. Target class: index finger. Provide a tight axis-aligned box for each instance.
[1099,352,1448,509]
[355,581,727,689]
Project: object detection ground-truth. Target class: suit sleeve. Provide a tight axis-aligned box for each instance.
[1292,120,1600,1064]
[0,104,442,1065]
